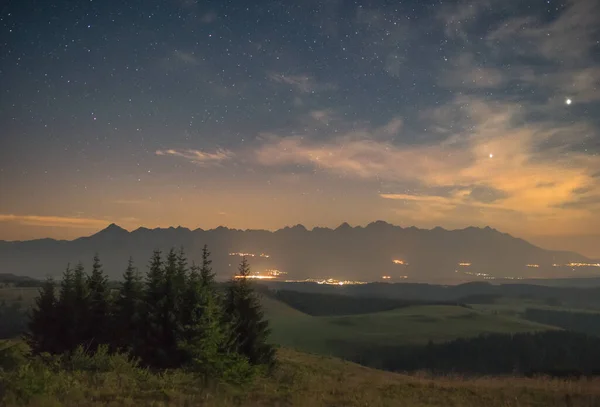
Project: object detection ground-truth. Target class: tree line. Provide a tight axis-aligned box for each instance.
[345,331,600,376]
[25,245,274,379]
[523,308,600,337]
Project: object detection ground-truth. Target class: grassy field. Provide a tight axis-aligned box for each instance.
[262,297,557,356]
[469,297,600,317]
[2,342,600,407]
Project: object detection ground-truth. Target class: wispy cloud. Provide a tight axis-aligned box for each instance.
[254,96,600,233]
[267,72,336,93]
[437,0,495,40]
[172,50,200,65]
[439,53,506,89]
[156,148,234,166]
[486,0,599,62]
[200,11,217,24]
[0,214,111,229]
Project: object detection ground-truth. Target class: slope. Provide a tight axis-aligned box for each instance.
[2,345,599,406]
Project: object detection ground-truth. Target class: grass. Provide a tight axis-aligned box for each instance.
[2,344,600,407]
[470,297,600,317]
[263,298,557,356]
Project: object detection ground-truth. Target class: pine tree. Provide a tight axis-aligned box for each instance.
[25,276,58,354]
[175,246,188,292]
[179,247,238,378]
[72,262,89,346]
[141,249,164,365]
[199,244,215,288]
[113,257,143,353]
[86,254,111,350]
[225,257,275,367]
[160,248,181,366]
[56,264,77,352]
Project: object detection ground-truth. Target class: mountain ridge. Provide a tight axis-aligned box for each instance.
[0,221,596,282]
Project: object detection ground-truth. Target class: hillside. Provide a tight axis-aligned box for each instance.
[2,345,599,407]
[0,221,596,282]
[264,301,556,356]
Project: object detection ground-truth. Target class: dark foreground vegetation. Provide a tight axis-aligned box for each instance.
[22,246,274,382]
[2,343,600,407]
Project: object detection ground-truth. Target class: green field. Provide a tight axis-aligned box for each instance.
[262,296,556,356]
[470,297,600,317]
[0,288,561,358]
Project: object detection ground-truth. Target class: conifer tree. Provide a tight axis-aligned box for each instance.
[200,244,215,288]
[179,247,234,377]
[25,276,58,354]
[160,248,181,366]
[175,246,188,292]
[72,262,89,346]
[86,254,111,350]
[141,249,165,365]
[56,264,77,352]
[113,257,143,353]
[225,257,275,367]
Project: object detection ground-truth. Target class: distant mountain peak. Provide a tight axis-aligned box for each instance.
[101,223,128,234]
[367,220,393,229]
[336,222,352,231]
[280,224,307,232]
[90,223,129,239]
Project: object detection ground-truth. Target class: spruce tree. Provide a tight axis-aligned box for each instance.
[225,257,275,367]
[56,264,77,352]
[199,244,215,288]
[86,254,111,350]
[175,246,188,293]
[160,248,181,366]
[113,257,143,353]
[25,276,58,354]
[179,247,234,378]
[141,249,164,365]
[72,262,89,346]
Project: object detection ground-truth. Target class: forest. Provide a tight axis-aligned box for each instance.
[346,331,600,376]
[21,245,274,380]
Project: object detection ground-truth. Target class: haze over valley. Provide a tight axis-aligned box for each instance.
[1,221,598,284]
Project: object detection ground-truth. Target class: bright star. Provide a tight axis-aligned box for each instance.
[489,153,494,158]
[565,98,572,105]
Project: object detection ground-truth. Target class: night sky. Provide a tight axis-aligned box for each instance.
[1,0,599,255]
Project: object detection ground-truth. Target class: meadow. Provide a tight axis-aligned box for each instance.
[2,341,600,407]
[263,298,556,356]
[4,282,600,406]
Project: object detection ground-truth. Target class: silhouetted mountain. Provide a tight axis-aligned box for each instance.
[0,222,596,282]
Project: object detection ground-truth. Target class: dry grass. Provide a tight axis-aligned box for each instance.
[3,347,600,407]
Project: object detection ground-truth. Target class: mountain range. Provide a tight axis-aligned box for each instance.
[0,221,598,283]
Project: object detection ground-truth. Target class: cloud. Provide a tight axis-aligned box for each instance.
[200,11,217,24]
[0,214,111,229]
[487,0,599,62]
[437,0,495,40]
[155,148,234,166]
[267,72,336,93]
[254,96,600,233]
[440,53,506,89]
[172,50,200,65]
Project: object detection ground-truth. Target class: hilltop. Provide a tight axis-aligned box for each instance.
[0,221,596,282]
[2,344,599,407]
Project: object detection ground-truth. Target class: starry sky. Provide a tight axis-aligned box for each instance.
[1,0,600,255]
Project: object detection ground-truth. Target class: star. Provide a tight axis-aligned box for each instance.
[565,98,572,105]
[489,153,494,158]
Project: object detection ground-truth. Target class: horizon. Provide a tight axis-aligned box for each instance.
[3,219,600,260]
